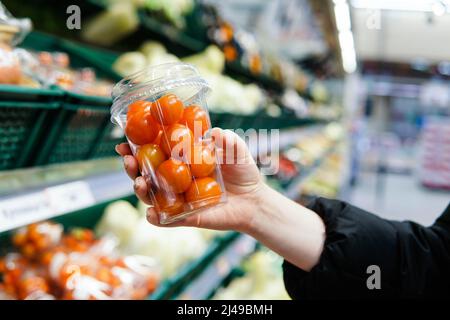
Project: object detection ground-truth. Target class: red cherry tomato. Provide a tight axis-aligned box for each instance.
[154,192,185,216]
[136,144,166,173]
[179,105,209,138]
[151,94,184,126]
[185,177,222,205]
[157,158,192,193]
[161,124,193,158]
[125,112,159,145]
[188,145,216,178]
[127,100,152,119]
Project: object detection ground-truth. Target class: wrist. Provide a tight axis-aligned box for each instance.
[242,182,279,236]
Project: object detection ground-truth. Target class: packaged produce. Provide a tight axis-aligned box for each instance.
[0,222,160,300]
[0,3,32,85]
[31,51,113,96]
[111,63,227,224]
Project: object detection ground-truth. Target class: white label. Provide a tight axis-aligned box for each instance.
[0,181,95,232]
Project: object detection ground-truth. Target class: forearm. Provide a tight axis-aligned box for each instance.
[246,183,326,271]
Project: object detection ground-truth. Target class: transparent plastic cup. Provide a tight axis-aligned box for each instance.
[111,63,227,224]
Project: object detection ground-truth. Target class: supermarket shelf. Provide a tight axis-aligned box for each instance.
[210,112,330,131]
[171,234,258,300]
[0,171,132,233]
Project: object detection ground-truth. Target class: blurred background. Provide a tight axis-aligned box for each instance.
[0,0,449,300]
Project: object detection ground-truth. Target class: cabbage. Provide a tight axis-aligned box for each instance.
[113,52,147,76]
[95,201,140,247]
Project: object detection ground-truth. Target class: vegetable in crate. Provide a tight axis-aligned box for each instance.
[82,2,139,46]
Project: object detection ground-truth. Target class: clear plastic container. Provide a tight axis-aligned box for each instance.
[111,62,227,224]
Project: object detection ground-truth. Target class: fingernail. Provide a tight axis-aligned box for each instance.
[115,145,119,153]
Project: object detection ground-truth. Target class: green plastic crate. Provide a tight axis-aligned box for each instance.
[0,85,63,170]
[18,31,126,166]
[34,103,121,166]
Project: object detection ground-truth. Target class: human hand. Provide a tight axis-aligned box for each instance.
[115,128,264,233]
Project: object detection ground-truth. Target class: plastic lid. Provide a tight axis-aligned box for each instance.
[110,62,209,124]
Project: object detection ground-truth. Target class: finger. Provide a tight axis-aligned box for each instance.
[146,207,197,227]
[115,143,132,156]
[211,128,254,165]
[133,176,153,205]
[123,155,139,180]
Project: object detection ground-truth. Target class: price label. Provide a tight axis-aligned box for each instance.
[0,181,94,232]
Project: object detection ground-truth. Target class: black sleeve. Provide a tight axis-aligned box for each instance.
[283,198,450,299]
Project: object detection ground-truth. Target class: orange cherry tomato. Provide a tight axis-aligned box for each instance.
[157,158,192,193]
[127,100,152,119]
[12,231,27,247]
[179,105,209,138]
[136,144,166,173]
[154,191,185,216]
[151,94,184,126]
[188,145,216,178]
[161,124,193,158]
[185,177,222,205]
[125,112,159,145]
[18,276,50,299]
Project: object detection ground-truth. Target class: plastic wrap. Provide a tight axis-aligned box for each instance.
[0,222,160,300]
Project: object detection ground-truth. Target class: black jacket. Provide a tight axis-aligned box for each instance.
[283,198,450,299]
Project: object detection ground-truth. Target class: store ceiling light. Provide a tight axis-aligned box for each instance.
[333,0,357,73]
[350,0,450,13]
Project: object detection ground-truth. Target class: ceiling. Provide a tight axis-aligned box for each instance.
[352,5,450,64]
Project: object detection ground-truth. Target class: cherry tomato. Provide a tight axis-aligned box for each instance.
[188,145,216,178]
[125,112,159,145]
[185,177,222,205]
[154,191,185,216]
[161,124,193,158]
[157,158,192,193]
[179,105,209,138]
[151,94,184,125]
[18,276,49,299]
[127,100,152,119]
[136,144,166,173]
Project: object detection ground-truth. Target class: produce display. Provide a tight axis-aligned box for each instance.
[301,151,344,198]
[31,51,113,96]
[82,0,194,46]
[113,43,265,115]
[212,250,290,300]
[96,200,221,278]
[111,62,227,224]
[0,222,160,300]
